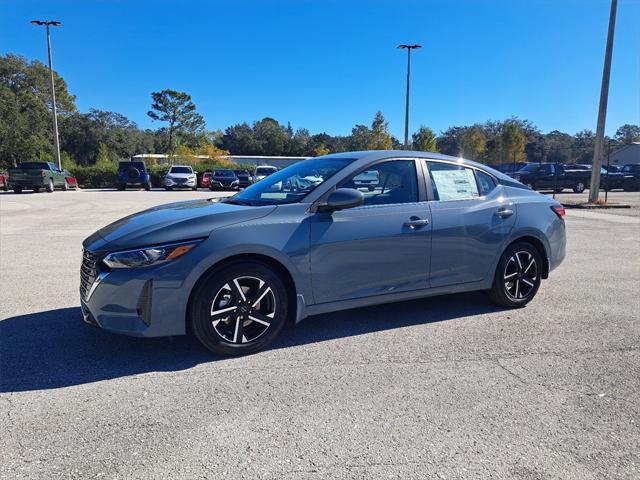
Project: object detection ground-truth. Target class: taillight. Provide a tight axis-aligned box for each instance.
[551,205,565,218]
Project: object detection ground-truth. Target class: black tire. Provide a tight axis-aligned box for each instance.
[127,167,140,179]
[13,186,22,194]
[192,186,197,191]
[488,242,543,308]
[45,178,54,193]
[62,180,69,191]
[145,181,151,191]
[189,261,289,355]
[2,183,8,192]
[573,181,586,193]
[33,187,40,193]
[165,187,173,191]
[117,184,126,191]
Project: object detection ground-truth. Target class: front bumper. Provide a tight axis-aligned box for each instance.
[164,178,197,188]
[79,249,199,337]
[210,180,239,189]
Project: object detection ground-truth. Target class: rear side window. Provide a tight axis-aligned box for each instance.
[476,171,496,196]
[427,162,479,201]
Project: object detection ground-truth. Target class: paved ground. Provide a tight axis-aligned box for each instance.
[1,189,639,479]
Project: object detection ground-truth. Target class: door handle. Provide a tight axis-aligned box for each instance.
[404,217,430,229]
[495,207,514,218]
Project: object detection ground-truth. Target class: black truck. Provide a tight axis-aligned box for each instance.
[512,163,638,192]
[512,163,590,193]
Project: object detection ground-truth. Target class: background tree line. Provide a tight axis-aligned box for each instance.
[2,54,639,170]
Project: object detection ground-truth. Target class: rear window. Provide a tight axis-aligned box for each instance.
[214,170,234,176]
[17,162,50,170]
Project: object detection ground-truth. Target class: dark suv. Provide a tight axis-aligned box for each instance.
[118,161,152,191]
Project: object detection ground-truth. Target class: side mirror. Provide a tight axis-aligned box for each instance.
[318,188,364,213]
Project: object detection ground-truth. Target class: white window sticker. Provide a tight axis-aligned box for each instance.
[432,168,479,201]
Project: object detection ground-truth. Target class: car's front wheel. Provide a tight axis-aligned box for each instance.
[488,242,542,308]
[190,261,289,355]
[46,178,54,193]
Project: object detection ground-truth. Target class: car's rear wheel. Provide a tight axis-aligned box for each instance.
[189,261,289,355]
[45,178,54,193]
[13,186,22,193]
[573,181,586,193]
[488,242,542,308]
[62,180,69,191]
[33,187,40,193]
[145,181,152,191]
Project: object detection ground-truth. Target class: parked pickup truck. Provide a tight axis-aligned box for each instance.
[511,163,591,193]
[8,162,67,193]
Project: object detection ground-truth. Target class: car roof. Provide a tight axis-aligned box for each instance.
[320,150,517,184]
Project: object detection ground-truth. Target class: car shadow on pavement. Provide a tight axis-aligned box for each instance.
[1,293,502,393]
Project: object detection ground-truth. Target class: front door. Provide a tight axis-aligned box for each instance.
[309,159,431,304]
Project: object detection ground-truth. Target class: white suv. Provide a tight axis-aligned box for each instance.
[164,165,197,190]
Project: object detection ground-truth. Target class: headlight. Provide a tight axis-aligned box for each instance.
[102,240,203,269]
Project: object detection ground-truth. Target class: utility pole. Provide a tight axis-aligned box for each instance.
[589,0,617,203]
[31,20,63,170]
[398,44,421,148]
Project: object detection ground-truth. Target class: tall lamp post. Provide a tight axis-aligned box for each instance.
[30,20,63,170]
[589,0,617,203]
[398,44,421,148]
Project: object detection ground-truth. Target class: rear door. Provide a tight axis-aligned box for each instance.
[309,158,431,304]
[425,161,516,287]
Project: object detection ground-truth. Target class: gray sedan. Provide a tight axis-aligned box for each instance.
[80,151,566,355]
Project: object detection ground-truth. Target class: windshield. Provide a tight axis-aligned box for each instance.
[17,162,49,170]
[622,165,636,172]
[230,157,352,206]
[256,167,277,176]
[169,166,193,174]
[518,164,542,173]
[214,170,234,176]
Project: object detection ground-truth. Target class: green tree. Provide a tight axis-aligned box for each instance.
[349,124,372,151]
[313,144,330,156]
[462,125,486,160]
[436,126,467,156]
[412,126,438,152]
[368,111,393,150]
[253,117,290,155]
[614,124,640,144]
[0,54,76,166]
[147,89,205,154]
[95,142,111,166]
[500,120,527,163]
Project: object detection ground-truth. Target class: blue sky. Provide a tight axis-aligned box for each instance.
[1,0,639,138]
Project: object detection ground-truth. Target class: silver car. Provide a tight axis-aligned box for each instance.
[163,165,197,190]
[81,151,566,355]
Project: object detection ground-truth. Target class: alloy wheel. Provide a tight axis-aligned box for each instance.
[503,251,538,301]
[210,276,276,344]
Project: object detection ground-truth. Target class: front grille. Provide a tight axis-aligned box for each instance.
[175,178,187,184]
[80,249,99,300]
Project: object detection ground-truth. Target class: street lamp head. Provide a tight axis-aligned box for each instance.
[397,44,422,50]
[30,20,63,27]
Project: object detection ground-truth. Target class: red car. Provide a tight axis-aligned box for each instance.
[0,171,8,191]
[63,170,78,190]
[199,171,212,188]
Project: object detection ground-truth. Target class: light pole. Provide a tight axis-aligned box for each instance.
[31,20,63,170]
[589,0,617,203]
[398,44,421,148]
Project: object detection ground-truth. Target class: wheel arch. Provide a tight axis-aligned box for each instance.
[186,252,299,330]
[504,235,550,279]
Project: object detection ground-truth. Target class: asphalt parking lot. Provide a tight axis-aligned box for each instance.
[1,189,639,479]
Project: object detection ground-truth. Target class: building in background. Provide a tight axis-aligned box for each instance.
[132,154,310,169]
[608,143,640,166]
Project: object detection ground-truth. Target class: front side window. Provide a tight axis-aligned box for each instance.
[232,157,352,205]
[339,160,418,206]
[427,162,479,201]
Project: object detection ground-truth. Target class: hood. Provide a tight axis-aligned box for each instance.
[83,198,276,252]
